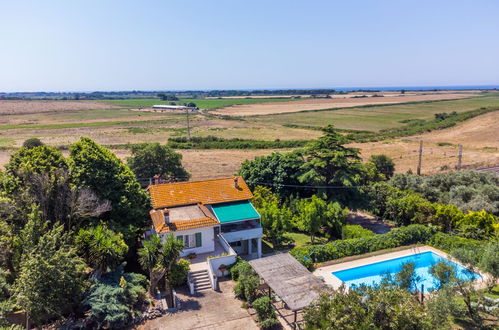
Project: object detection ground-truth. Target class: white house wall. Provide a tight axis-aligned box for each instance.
[161,226,215,257]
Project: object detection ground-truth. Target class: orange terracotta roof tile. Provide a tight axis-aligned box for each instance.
[158,217,218,233]
[148,176,253,209]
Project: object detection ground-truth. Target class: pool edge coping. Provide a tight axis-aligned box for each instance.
[313,246,489,290]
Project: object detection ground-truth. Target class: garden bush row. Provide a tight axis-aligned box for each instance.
[291,224,435,268]
[291,224,491,268]
[167,136,308,149]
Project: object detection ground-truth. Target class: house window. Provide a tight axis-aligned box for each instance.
[176,233,202,249]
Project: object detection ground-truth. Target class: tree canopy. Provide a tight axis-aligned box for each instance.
[127,143,190,182]
[69,137,150,238]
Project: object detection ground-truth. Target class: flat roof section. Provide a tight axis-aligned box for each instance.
[212,200,260,223]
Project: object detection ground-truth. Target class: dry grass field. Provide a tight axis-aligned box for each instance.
[351,111,499,174]
[212,92,479,116]
[0,100,120,115]
[0,92,497,180]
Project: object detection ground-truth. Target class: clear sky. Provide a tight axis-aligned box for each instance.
[1,0,498,92]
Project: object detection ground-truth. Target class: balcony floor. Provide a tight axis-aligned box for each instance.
[189,239,227,272]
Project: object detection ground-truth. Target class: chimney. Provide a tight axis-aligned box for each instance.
[163,209,170,223]
[153,174,160,185]
[234,176,239,189]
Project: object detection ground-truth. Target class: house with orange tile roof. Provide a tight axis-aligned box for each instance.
[147,176,263,292]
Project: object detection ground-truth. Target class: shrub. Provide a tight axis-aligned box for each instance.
[229,257,253,281]
[231,258,260,302]
[22,138,44,149]
[389,170,499,216]
[429,232,484,252]
[291,224,434,265]
[169,258,190,287]
[234,273,259,302]
[252,296,279,329]
[342,225,375,239]
[84,266,147,329]
[456,210,496,239]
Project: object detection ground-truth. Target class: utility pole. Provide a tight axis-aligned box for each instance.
[456,144,463,170]
[185,108,191,141]
[417,140,423,175]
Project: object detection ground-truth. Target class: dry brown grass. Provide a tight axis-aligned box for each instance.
[351,111,499,174]
[0,100,121,115]
[212,92,479,116]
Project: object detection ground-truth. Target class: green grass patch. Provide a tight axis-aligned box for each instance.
[285,232,329,247]
[250,94,499,132]
[99,97,297,109]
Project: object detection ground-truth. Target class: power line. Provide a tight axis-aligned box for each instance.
[253,182,367,189]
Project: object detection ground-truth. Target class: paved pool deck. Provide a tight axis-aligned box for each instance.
[313,246,489,289]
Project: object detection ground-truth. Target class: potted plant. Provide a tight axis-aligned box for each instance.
[219,264,227,277]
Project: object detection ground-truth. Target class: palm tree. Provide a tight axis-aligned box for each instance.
[138,234,184,307]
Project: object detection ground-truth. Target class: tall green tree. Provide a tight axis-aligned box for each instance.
[127,143,190,182]
[68,137,150,239]
[13,223,86,326]
[75,224,129,275]
[138,234,184,307]
[300,125,362,187]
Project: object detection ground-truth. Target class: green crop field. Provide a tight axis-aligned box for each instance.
[248,94,499,132]
[100,97,297,109]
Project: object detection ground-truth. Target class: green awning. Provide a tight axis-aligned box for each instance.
[211,200,260,223]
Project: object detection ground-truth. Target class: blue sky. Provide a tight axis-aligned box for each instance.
[1,0,498,92]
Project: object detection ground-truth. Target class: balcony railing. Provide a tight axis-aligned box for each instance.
[220,220,263,243]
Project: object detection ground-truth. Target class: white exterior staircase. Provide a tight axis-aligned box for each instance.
[190,269,211,292]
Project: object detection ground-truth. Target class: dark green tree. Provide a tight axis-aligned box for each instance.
[369,154,395,179]
[239,151,305,197]
[84,265,147,329]
[300,125,361,186]
[22,138,44,149]
[127,143,190,182]
[68,137,150,239]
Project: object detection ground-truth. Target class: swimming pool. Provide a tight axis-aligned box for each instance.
[332,251,477,292]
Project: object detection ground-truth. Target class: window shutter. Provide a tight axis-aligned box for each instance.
[195,232,202,247]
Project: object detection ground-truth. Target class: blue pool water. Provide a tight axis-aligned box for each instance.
[332,251,477,292]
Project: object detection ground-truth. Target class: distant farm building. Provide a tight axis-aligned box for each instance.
[152,104,197,111]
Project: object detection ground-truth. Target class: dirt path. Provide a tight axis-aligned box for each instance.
[347,211,394,234]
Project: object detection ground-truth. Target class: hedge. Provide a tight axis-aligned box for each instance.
[291,224,435,268]
[428,232,485,252]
